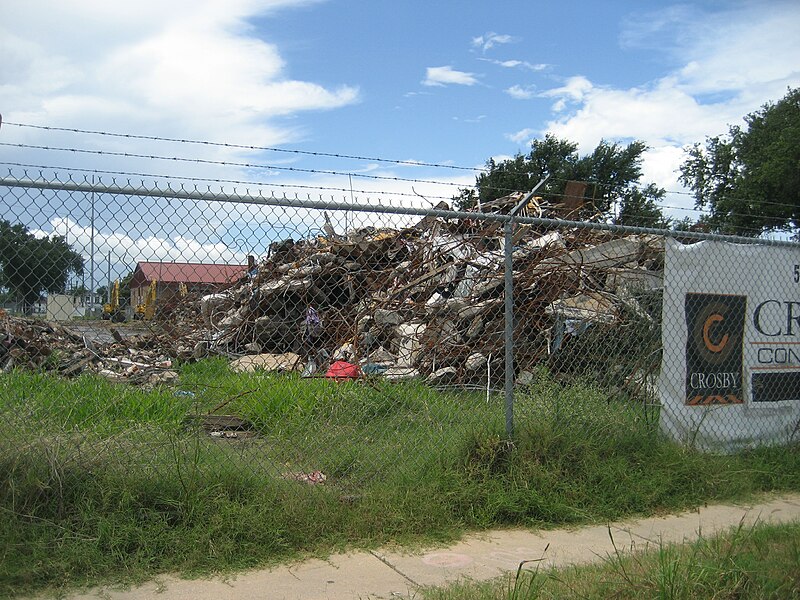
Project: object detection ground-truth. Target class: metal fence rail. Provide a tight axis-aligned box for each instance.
[2,171,800,505]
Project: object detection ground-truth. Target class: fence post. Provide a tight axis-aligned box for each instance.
[503,219,515,439]
[503,176,550,440]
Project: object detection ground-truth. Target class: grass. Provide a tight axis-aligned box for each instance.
[423,521,800,599]
[1,359,799,597]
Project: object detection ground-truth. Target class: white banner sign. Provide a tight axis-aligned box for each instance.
[659,238,800,451]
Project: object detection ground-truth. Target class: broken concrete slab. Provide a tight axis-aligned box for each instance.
[384,366,421,381]
[605,267,663,292]
[374,308,403,327]
[427,366,457,385]
[229,352,303,373]
[393,322,427,367]
[465,352,487,371]
[545,293,617,323]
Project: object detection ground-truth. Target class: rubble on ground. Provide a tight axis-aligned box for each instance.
[0,312,179,389]
[171,191,665,387]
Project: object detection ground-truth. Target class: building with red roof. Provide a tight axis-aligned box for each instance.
[130,261,247,310]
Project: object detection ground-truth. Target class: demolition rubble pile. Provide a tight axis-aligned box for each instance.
[191,192,666,386]
[0,312,179,389]
[0,193,666,390]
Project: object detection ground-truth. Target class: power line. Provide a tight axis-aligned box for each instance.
[2,120,487,173]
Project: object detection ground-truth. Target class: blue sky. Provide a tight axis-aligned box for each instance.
[261,0,687,161]
[1,0,799,278]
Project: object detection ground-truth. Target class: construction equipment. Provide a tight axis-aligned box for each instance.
[101,280,126,323]
[134,279,157,321]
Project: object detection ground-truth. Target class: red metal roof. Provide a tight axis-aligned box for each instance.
[131,262,247,287]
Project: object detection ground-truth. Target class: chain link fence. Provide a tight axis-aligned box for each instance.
[1,171,799,510]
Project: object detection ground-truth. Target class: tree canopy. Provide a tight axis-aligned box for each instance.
[456,134,667,227]
[679,87,800,236]
[0,220,84,312]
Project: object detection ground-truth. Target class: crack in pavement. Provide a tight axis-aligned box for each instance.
[368,550,420,590]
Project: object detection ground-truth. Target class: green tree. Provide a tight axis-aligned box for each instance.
[456,134,662,222]
[0,220,85,314]
[615,183,671,229]
[679,87,800,235]
[119,271,134,307]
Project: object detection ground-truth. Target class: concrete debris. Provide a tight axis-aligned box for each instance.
[156,197,665,387]
[0,314,182,388]
[383,366,420,381]
[229,352,302,373]
[605,267,663,293]
[465,352,487,372]
[545,293,618,324]
[427,366,457,385]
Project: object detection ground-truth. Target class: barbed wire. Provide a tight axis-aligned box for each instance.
[0,141,481,190]
[4,120,791,213]
[2,121,487,173]
[0,161,456,201]
[0,171,782,240]
[0,162,714,218]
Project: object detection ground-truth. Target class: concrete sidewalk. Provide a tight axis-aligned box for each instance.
[62,494,800,600]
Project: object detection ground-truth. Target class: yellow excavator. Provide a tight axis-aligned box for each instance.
[101,280,126,323]
[134,279,157,321]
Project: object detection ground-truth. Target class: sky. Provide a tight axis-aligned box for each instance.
[1,0,799,287]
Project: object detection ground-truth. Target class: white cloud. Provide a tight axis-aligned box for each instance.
[544,81,728,149]
[530,2,800,199]
[422,66,479,87]
[453,115,486,123]
[0,0,359,153]
[505,128,538,146]
[479,58,548,71]
[505,85,536,100]
[471,32,517,52]
[540,76,594,105]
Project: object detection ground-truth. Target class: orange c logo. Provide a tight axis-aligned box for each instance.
[702,313,728,353]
